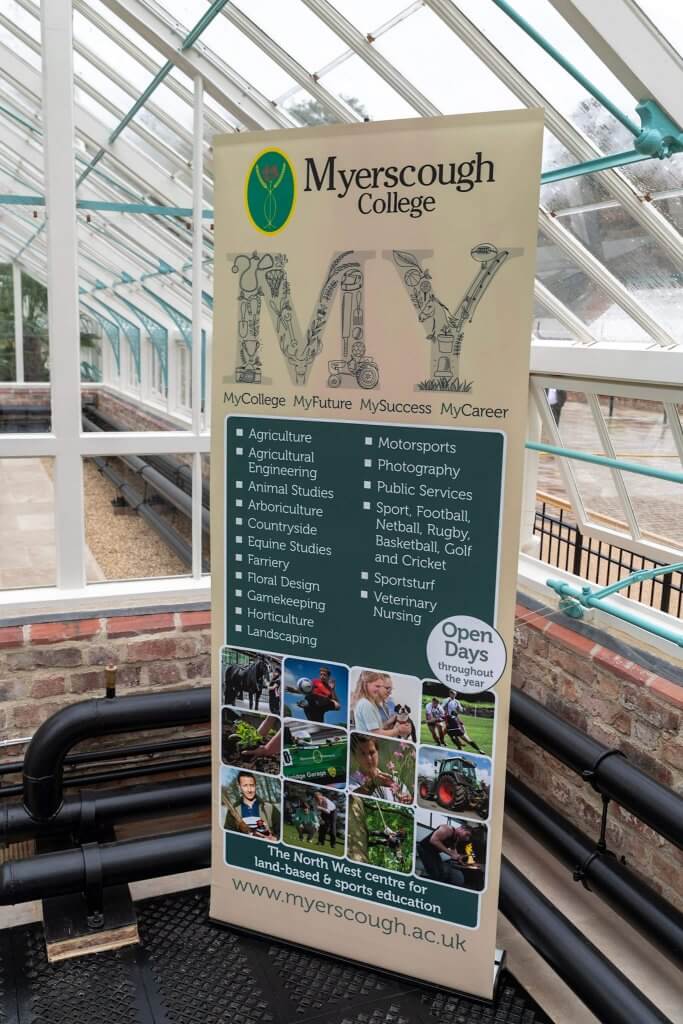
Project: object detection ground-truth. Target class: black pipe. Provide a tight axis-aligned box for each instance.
[500,857,672,1024]
[0,828,674,1024]
[505,773,683,966]
[23,686,209,823]
[2,776,210,842]
[0,827,210,905]
[82,406,209,506]
[0,733,211,777]
[1,756,211,799]
[94,455,195,568]
[82,417,209,533]
[510,688,683,849]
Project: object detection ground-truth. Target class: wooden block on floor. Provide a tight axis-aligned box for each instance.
[43,884,139,962]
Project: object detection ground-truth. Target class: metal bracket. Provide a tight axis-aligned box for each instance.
[635,99,683,158]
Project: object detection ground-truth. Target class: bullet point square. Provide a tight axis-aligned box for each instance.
[235,571,243,580]
[235,447,243,456]
[362,501,371,510]
[235,553,243,563]
[360,590,368,599]
[364,436,373,445]
[236,480,243,489]
[363,480,371,490]
[360,571,369,580]
[235,589,242,597]
[236,428,243,437]
[235,517,243,526]
[235,624,242,633]
[364,458,372,468]
[236,535,243,544]
[235,607,242,615]
[235,499,243,507]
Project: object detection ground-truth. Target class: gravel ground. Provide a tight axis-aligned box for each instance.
[83,458,187,581]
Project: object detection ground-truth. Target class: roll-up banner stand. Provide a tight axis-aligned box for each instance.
[210,110,543,1001]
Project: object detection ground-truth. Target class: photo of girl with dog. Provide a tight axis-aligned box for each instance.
[349,667,420,740]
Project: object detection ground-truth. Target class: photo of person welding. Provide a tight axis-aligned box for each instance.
[414,808,487,891]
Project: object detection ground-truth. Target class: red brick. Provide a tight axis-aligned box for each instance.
[0,626,23,649]
[30,675,66,699]
[661,739,683,771]
[0,679,19,701]
[621,741,674,786]
[69,670,106,694]
[647,676,683,710]
[612,711,632,736]
[545,621,597,657]
[85,645,118,666]
[11,702,63,730]
[597,676,621,701]
[179,610,211,631]
[549,646,596,686]
[30,619,100,645]
[146,662,182,686]
[622,685,680,732]
[106,613,175,638]
[185,655,211,680]
[126,637,200,662]
[7,647,82,669]
[592,648,653,687]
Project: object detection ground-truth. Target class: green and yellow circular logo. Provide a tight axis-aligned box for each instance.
[245,148,296,234]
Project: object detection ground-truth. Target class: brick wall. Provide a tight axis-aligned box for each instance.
[0,609,211,766]
[511,605,683,912]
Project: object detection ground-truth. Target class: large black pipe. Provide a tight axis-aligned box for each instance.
[2,776,210,842]
[510,688,683,849]
[505,773,683,965]
[500,857,672,1024]
[0,827,210,905]
[23,686,209,823]
[0,828,674,1023]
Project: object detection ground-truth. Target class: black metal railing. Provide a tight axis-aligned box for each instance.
[533,501,683,618]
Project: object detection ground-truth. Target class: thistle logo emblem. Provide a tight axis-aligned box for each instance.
[245,148,296,234]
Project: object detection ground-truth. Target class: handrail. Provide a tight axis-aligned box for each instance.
[525,441,683,485]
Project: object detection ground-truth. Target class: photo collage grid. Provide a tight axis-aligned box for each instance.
[220,646,496,893]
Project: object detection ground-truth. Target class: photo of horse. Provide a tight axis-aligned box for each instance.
[222,646,282,713]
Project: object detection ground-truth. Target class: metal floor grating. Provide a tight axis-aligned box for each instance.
[0,888,553,1023]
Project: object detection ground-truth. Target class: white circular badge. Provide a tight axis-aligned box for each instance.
[426,615,506,693]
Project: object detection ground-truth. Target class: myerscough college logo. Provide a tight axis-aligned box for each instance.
[245,148,296,234]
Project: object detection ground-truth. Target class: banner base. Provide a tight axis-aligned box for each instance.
[209,907,507,1006]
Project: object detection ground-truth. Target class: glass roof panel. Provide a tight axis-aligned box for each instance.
[0,23,40,70]
[557,206,682,336]
[85,0,168,63]
[373,5,522,115]
[200,14,300,101]
[0,1,40,43]
[231,0,345,73]
[332,0,416,35]
[619,155,683,196]
[320,53,416,121]
[653,195,683,234]
[454,0,639,155]
[72,10,162,95]
[536,228,651,343]
[532,298,577,342]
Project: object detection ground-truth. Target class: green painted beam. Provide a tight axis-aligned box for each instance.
[491,0,641,138]
[540,149,650,185]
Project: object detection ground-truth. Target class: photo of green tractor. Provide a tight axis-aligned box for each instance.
[417,747,491,820]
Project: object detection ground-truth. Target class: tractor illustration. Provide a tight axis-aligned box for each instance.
[418,756,489,818]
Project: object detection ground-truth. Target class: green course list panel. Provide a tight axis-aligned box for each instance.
[225,416,504,678]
